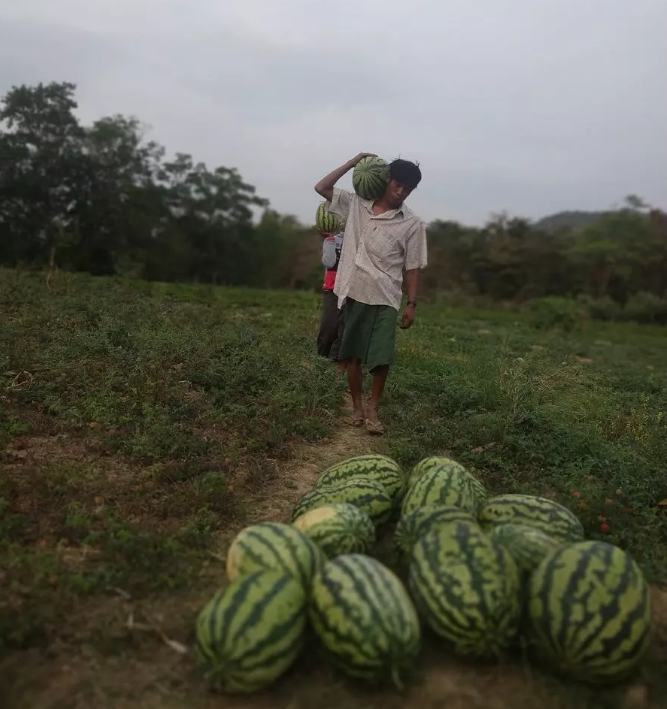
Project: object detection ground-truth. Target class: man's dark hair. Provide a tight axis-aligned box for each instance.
[388,158,422,190]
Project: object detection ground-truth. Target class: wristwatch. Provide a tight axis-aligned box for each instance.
[407,300,417,308]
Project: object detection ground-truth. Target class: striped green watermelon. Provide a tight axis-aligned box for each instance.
[353,156,389,200]
[315,454,405,506]
[292,503,375,557]
[401,464,480,517]
[195,569,307,693]
[408,456,487,502]
[226,522,325,589]
[309,554,421,687]
[477,494,584,545]
[527,541,652,683]
[292,479,392,527]
[393,505,479,570]
[316,200,342,233]
[408,520,521,657]
[488,523,562,575]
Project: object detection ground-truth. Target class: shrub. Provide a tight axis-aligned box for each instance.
[524,297,582,332]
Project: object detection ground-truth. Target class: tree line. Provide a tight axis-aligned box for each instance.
[1,82,666,321]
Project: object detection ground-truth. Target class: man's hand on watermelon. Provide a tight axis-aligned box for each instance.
[314,153,377,201]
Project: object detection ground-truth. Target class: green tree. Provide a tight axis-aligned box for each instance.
[0,81,85,267]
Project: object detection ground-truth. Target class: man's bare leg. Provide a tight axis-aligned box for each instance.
[365,365,389,433]
[347,358,364,423]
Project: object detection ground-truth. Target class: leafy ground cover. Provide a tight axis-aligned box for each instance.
[1,268,665,708]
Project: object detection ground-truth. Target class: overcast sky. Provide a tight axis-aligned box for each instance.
[1,0,665,226]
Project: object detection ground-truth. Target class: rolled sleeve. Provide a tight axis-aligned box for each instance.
[404,219,428,270]
[329,187,354,222]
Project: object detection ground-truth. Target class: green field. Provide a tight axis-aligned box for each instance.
[1,268,666,709]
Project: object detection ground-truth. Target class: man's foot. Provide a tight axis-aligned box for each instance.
[364,403,384,435]
[343,402,365,428]
[343,415,364,427]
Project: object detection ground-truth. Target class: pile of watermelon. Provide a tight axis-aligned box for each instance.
[194,454,653,694]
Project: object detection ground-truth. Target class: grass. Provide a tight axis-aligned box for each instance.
[0,267,666,709]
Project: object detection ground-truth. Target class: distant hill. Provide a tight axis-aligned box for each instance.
[533,210,608,233]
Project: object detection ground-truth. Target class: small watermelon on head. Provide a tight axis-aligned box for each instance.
[316,201,342,233]
[195,569,307,693]
[353,156,389,200]
[292,503,376,557]
[527,540,652,683]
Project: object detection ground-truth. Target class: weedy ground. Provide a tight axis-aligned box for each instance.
[1,268,666,709]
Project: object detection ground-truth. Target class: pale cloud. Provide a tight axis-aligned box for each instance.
[0,0,665,226]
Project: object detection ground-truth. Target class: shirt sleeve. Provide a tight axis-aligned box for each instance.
[404,219,428,270]
[328,187,354,222]
[322,236,337,268]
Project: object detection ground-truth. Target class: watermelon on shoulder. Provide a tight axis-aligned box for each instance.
[353,156,389,200]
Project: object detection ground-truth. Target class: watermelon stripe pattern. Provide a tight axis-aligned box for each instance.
[528,541,652,682]
[409,521,521,657]
[309,554,421,686]
[477,494,584,545]
[402,466,479,517]
[315,454,405,507]
[489,523,562,575]
[315,201,342,233]
[292,479,392,527]
[226,522,325,589]
[292,503,376,557]
[196,570,307,693]
[352,156,389,200]
[408,456,487,502]
[393,505,478,569]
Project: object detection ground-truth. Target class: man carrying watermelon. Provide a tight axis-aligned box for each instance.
[314,152,427,435]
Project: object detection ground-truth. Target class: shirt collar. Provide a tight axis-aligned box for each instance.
[360,198,406,219]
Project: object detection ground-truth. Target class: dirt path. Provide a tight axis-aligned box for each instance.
[4,402,665,709]
[253,397,379,523]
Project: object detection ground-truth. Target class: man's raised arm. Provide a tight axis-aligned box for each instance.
[314,152,377,201]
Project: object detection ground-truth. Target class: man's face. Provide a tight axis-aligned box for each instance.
[385,178,414,209]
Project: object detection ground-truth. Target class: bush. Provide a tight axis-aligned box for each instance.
[576,294,622,322]
[621,292,667,325]
[524,297,583,332]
